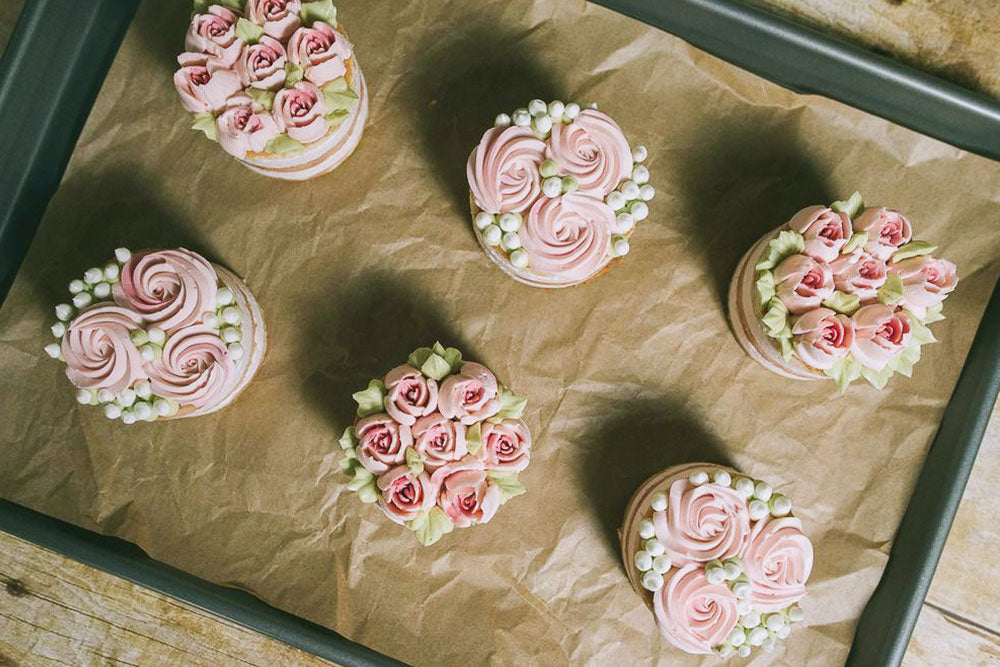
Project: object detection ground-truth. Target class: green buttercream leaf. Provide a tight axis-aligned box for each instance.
[406,507,454,546]
[822,290,861,315]
[346,465,374,491]
[488,471,527,505]
[407,347,434,369]
[888,342,921,378]
[831,191,864,218]
[245,87,275,112]
[755,230,805,271]
[326,109,350,124]
[324,87,359,112]
[300,0,337,26]
[405,447,424,476]
[877,273,904,305]
[922,303,945,324]
[860,364,894,390]
[778,336,793,362]
[824,356,862,392]
[324,76,350,93]
[841,231,869,255]
[432,342,463,373]
[338,426,356,450]
[905,311,937,345]
[420,353,452,381]
[755,270,775,308]
[284,62,304,87]
[339,457,354,473]
[263,134,305,154]
[352,379,386,418]
[235,17,264,44]
[191,112,217,141]
[465,421,483,456]
[356,482,378,504]
[496,386,527,419]
[761,298,790,339]
[892,240,938,263]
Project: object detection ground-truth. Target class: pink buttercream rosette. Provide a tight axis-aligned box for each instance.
[621,464,813,658]
[340,344,531,545]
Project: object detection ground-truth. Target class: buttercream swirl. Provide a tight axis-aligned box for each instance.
[383,364,438,426]
[653,564,740,655]
[653,479,752,566]
[62,305,147,394]
[430,456,501,528]
[467,126,546,214]
[287,22,352,87]
[378,465,434,525]
[412,413,466,471]
[246,0,302,41]
[185,5,242,67]
[145,324,235,408]
[114,249,219,332]
[743,516,813,612]
[355,413,412,474]
[519,193,614,281]
[787,205,852,264]
[545,109,633,197]
[854,207,912,260]
[216,95,281,159]
[437,362,500,425]
[851,304,910,371]
[480,419,531,472]
[173,54,243,114]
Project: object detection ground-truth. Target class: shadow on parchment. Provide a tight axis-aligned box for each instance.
[406,25,563,225]
[675,121,834,309]
[296,270,476,431]
[576,397,732,562]
[132,0,191,74]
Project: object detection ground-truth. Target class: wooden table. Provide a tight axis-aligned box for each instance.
[2,1,998,664]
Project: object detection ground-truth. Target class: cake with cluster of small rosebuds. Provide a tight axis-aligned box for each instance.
[620,463,812,658]
[44,248,266,423]
[728,193,958,389]
[174,0,367,180]
[467,99,655,288]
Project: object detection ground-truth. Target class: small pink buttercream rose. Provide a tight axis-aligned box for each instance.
[145,324,236,409]
[653,564,741,655]
[830,250,887,301]
[235,36,287,91]
[377,465,433,525]
[430,457,501,528]
[287,22,352,86]
[382,365,438,426]
[246,0,302,41]
[787,205,852,263]
[113,249,219,332]
[851,304,910,371]
[184,5,242,67]
[437,362,501,425]
[773,254,835,315]
[546,109,633,197]
[272,82,328,143]
[355,413,412,474]
[215,96,280,159]
[520,193,615,282]
[173,54,243,114]
[653,479,752,566]
[481,419,531,472]
[743,516,813,612]
[62,305,147,395]
[854,207,913,260]
[791,307,855,371]
[891,255,958,310]
[412,413,467,471]
[467,126,546,214]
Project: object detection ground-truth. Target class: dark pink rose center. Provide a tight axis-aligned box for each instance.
[495,435,516,457]
[263,0,291,19]
[305,33,333,56]
[231,108,253,131]
[190,67,211,86]
[797,267,825,294]
[428,426,450,452]
[859,260,883,280]
[876,316,908,345]
[250,47,278,70]
[369,427,394,454]
[401,381,423,404]
[818,218,843,240]
[458,491,478,512]
[463,384,484,405]
[821,320,847,347]
[288,91,316,117]
[881,219,905,245]
[392,477,418,505]
[203,18,231,38]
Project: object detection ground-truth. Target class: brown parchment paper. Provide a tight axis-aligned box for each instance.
[2,1,1000,664]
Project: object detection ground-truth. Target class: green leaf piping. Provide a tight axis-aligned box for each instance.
[892,240,938,263]
[284,62,304,87]
[841,231,868,255]
[831,192,864,219]
[755,230,805,271]
[904,311,937,345]
[465,422,483,456]
[235,17,264,44]
[352,379,386,418]
[406,507,454,546]
[191,112,217,141]
[263,134,305,154]
[824,355,862,392]
[821,291,861,315]
[300,0,337,26]
[860,364,894,390]
[761,298,790,339]
[922,303,945,324]
[405,447,424,475]
[245,87,275,112]
[876,273,904,305]
[496,387,527,419]
[755,270,775,309]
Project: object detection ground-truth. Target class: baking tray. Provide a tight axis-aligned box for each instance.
[1,1,998,665]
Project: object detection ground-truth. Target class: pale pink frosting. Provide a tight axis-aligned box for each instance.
[481,419,531,472]
[830,250,887,301]
[653,564,740,655]
[437,362,500,425]
[851,304,910,370]
[377,465,434,525]
[773,254,835,315]
[854,207,913,260]
[743,516,813,612]
[272,82,328,143]
[355,413,413,475]
[246,0,302,41]
[382,364,438,426]
[787,206,852,263]
[113,249,218,332]
[891,255,958,309]
[287,22,352,87]
[467,126,546,214]
[145,324,235,408]
[184,5,242,67]
[235,36,287,91]
[653,480,752,566]
[215,95,281,159]
[430,457,501,528]
[61,305,147,395]
[791,307,855,370]
[519,193,614,281]
[412,413,467,471]
[173,54,243,114]
[545,109,633,197]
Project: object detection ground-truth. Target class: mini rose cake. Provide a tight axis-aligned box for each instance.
[174,0,368,181]
[728,193,959,389]
[620,463,813,658]
[339,343,531,545]
[467,99,655,288]
[43,247,267,423]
